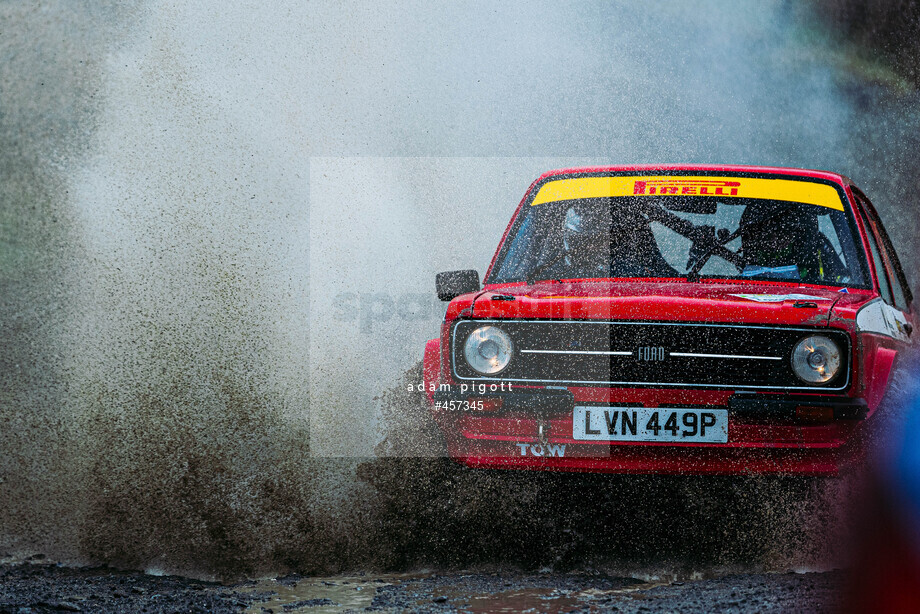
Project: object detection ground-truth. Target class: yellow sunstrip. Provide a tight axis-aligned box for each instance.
[530,176,844,211]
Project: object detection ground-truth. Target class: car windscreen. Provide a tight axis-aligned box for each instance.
[488,195,870,288]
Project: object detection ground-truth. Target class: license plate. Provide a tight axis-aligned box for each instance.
[572,406,728,443]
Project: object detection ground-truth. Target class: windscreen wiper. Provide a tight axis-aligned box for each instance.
[526,250,568,285]
[526,241,599,285]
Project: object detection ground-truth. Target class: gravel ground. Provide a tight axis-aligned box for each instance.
[0,561,844,613]
[0,559,263,614]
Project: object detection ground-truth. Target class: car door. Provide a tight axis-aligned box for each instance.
[852,186,915,341]
[849,186,913,408]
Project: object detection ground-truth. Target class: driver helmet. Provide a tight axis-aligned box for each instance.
[562,204,610,268]
[740,203,820,268]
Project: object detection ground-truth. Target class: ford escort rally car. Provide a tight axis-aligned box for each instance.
[422,165,914,476]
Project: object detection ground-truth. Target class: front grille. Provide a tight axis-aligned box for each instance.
[451,319,851,391]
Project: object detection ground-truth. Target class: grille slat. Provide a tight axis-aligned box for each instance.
[451,320,850,391]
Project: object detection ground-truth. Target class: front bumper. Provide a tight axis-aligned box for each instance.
[433,388,868,420]
[728,393,868,421]
[430,388,869,476]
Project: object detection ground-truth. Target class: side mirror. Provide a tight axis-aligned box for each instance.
[436,270,480,301]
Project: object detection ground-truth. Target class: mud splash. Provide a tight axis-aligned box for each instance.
[358,361,866,575]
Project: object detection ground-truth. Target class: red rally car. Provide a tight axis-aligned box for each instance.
[423,165,914,476]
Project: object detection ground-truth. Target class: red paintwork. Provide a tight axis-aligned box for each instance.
[423,165,913,476]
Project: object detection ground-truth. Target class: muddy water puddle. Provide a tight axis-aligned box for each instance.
[236,572,648,613]
[238,575,391,613]
[233,570,845,613]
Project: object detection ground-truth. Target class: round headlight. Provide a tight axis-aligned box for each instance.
[463,326,514,375]
[791,335,841,384]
